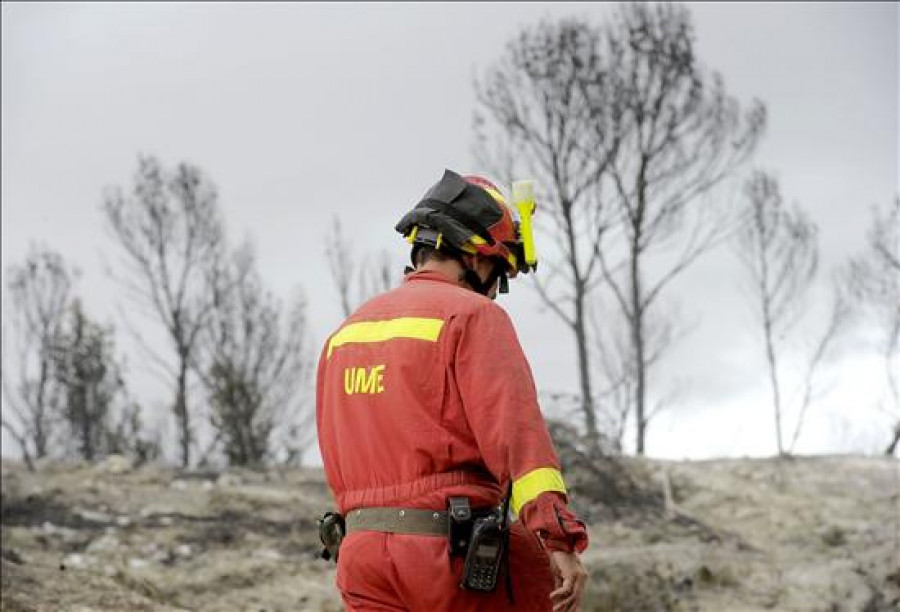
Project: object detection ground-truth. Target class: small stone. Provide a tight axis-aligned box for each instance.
[59,527,83,543]
[63,553,86,568]
[86,535,120,553]
[128,557,150,570]
[76,508,113,524]
[252,548,283,561]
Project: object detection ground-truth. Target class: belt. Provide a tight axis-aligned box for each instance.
[345,507,448,537]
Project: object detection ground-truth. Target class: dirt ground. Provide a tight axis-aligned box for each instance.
[2,455,898,611]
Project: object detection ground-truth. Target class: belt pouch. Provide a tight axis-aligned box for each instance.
[447,496,472,556]
[318,511,346,562]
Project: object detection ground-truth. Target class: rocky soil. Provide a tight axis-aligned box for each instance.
[582,456,900,611]
[1,455,898,611]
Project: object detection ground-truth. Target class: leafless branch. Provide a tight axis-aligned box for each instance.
[197,242,313,466]
[2,245,74,459]
[103,155,225,467]
[847,196,900,454]
[788,281,851,453]
[735,171,818,456]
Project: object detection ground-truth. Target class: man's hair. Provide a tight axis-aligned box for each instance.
[413,246,455,268]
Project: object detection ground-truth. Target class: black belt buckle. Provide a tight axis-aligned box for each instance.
[447,496,472,557]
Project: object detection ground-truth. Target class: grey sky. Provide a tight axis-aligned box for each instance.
[2,2,897,461]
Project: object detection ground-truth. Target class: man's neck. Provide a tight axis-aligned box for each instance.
[417,260,466,288]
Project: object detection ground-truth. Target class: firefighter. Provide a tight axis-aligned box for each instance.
[316,169,589,611]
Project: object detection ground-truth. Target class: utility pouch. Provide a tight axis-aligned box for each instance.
[447,496,473,557]
[318,511,345,562]
[460,512,506,592]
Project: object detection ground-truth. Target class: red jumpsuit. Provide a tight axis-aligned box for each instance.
[317,269,588,611]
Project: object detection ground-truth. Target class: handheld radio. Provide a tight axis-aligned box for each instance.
[460,512,506,592]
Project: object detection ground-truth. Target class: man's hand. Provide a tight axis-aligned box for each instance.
[549,550,588,611]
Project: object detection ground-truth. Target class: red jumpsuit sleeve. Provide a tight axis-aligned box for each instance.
[452,302,588,554]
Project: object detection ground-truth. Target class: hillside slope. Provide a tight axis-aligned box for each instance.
[1,455,897,611]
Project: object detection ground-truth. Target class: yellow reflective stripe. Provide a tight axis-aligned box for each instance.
[511,467,567,514]
[483,186,509,206]
[327,317,444,358]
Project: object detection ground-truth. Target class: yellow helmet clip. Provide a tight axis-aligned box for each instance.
[512,180,537,268]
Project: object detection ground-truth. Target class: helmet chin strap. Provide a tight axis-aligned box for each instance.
[458,257,507,299]
[459,269,491,296]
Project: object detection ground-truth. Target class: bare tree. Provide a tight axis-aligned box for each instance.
[475,4,764,455]
[198,243,313,466]
[103,155,225,467]
[589,296,681,450]
[474,18,625,451]
[103,399,161,466]
[786,278,850,454]
[325,215,396,318]
[1,246,74,469]
[849,197,900,455]
[359,250,394,304]
[50,299,130,462]
[597,2,766,454]
[325,216,357,318]
[589,307,634,450]
[735,171,821,456]
[51,300,160,464]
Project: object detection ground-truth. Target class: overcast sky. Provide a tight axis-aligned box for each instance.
[2,2,897,462]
